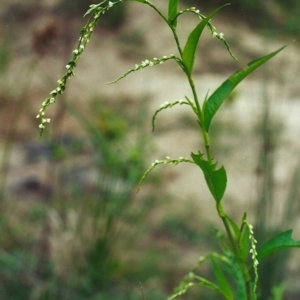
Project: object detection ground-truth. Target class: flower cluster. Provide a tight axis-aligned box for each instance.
[152,99,189,131]
[246,221,259,297]
[37,0,122,137]
[138,156,193,191]
[213,31,224,39]
[177,6,237,62]
[178,7,200,16]
[108,54,177,84]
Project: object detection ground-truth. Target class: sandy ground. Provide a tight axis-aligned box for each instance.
[1,0,300,293]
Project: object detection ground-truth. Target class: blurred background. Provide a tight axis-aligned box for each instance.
[0,0,300,299]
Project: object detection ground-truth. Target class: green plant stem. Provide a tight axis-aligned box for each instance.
[131,3,254,298]
[146,2,214,161]
[160,2,252,293]
[218,205,252,299]
[146,1,184,57]
[188,76,212,161]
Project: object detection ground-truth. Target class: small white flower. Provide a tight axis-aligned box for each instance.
[50,97,55,104]
[39,124,45,129]
[36,114,40,118]
[141,60,149,67]
[41,118,51,124]
[66,64,71,69]
[219,32,224,39]
[213,32,218,38]
[73,49,79,55]
[108,1,113,8]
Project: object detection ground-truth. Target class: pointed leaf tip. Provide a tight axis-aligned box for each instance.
[203,45,287,131]
[182,5,228,75]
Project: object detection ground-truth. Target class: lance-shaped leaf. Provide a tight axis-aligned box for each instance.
[239,224,250,261]
[203,45,287,131]
[210,257,234,300]
[228,253,247,300]
[225,214,240,240]
[257,230,300,260]
[182,4,229,75]
[168,0,179,27]
[191,152,226,204]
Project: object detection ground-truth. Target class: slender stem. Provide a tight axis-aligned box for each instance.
[219,204,252,299]
[188,76,212,161]
[145,1,184,57]
[144,3,253,298]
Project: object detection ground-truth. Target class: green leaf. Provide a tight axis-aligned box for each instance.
[191,152,226,204]
[257,230,300,260]
[182,4,229,75]
[225,215,240,240]
[210,257,234,300]
[168,0,179,27]
[228,252,247,299]
[203,45,287,131]
[239,224,250,261]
